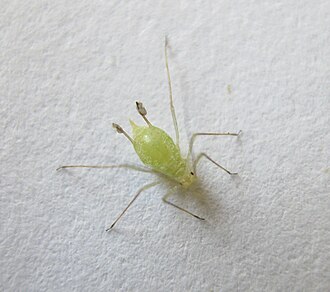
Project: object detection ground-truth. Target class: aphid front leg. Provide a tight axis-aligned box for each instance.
[162,188,205,221]
[193,152,238,176]
[106,181,160,231]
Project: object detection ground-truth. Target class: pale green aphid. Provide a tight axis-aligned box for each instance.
[58,38,240,231]
[129,119,194,188]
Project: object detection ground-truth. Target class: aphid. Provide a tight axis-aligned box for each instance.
[57,38,240,231]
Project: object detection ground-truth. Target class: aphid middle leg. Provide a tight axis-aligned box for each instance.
[193,152,238,176]
[162,188,205,221]
[106,181,160,231]
[187,131,241,160]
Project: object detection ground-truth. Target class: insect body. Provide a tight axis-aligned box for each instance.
[129,120,195,187]
[58,38,240,231]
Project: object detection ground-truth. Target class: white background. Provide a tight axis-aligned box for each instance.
[1,0,329,291]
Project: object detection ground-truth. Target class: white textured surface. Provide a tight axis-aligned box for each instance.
[1,1,329,291]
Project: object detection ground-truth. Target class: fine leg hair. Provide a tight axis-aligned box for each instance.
[162,187,205,220]
[193,152,238,176]
[106,181,160,231]
[56,163,154,173]
[187,131,241,160]
[164,36,180,148]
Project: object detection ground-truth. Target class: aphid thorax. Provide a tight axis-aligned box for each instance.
[129,120,195,188]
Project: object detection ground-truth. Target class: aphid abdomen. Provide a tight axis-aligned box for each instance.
[130,121,186,179]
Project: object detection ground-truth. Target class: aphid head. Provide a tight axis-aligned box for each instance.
[179,170,196,188]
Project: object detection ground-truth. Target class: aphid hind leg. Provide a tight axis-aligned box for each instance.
[193,152,238,176]
[162,188,205,220]
[56,164,154,173]
[135,101,152,126]
[106,181,160,231]
[164,37,180,147]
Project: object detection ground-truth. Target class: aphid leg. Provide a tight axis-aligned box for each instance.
[112,123,134,144]
[164,36,180,147]
[135,101,152,126]
[162,188,205,220]
[193,152,238,176]
[106,181,160,231]
[56,164,154,173]
[187,131,241,160]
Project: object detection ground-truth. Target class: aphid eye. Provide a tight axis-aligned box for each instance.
[190,172,194,175]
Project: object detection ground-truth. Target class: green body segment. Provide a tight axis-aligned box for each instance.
[130,121,188,182]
